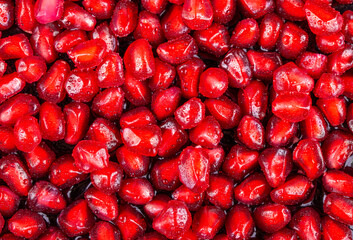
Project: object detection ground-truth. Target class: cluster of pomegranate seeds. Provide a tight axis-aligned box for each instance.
[0,0,353,239]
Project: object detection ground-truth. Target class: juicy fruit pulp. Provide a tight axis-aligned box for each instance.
[0,0,353,239]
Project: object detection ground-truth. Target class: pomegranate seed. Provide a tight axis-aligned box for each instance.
[120,106,157,128]
[14,115,41,153]
[296,51,328,79]
[322,216,353,240]
[226,205,255,240]
[152,200,192,239]
[123,72,152,106]
[314,73,344,98]
[0,126,16,153]
[84,186,119,221]
[151,157,181,191]
[34,0,63,24]
[0,73,26,104]
[192,206,225,239]
[327,44,353,75]
[199,68,228,98]
[60,2,96,31]
[316,32,346,54]
[204,146,225,172]
[144,194,171,219]
[91,87,125,120]
[64,102,90,145]
[149,58,176,91]
[27,181,66,214]
[189,116,223,148]
[90,161,123,195]
[181,0,213,30]
[82,0,115,19]
[141,0,167,14]
[222,145,259,181]
[231,18,259,48]
[264,228,298,240]
[0,34,33,60]
[254,204,291,233]
[174,97,205,129]
[37,226,68,240]
[119,178,154,205]
[289,207,321,240]
[237,115,265,150]
[317,97,347,126]
[266,115,298,147]
[58,199,95,237]
[54,29,88,53]
[247,50,282,81]
[178,146,210,193]
[90,22,118,53]
[134,11,165,48]
[8,209,46,239]
[238,0,274,19]
[343,11,353,43]
[276,0,306,21]
[270,175,313,205]
[39,102,65,141]
[234,173,271,205]
[177,58,206,99]
[161,5,190,40]
[324,193,353,225]
[89,221,121,240]
[0,0,14,30]
[15,56,47,83]
[259,13,284,50]
[206,174,234,209]
[172,184,205,211]
[151,87,182,120]
[110,0,138,38]
[0,186,20,217]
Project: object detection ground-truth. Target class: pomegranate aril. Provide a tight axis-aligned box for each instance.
[206,174,234,210]
[58,199,95,237]
[289,207,321,240]
[226,204,255,240]
[314,73,344,99]
[90,21,118,53]
[142,0,167,14]
[151,86,182,120]
[327,44,353,75]
[82,0,115,20]
[15,56,47,83]
[181,0,213,30]
[152,200,192,239]
[161,5,190,40]
[8,209,46,239]
[324,193,353,225]
[65,70,99,102]
[323,170,353,198]
[174,97,205,129]
[144,194,171,219]
[0,0,14,30]
[37,226,69,240]
[123,72,152,106]
[296,51,328,79]
[119,178,154,205]
[172,184,205,211]
[316,32,346,54]
[134,11,165,48]
[119,106,157,128]
[59,2,96,31]
[149,58,175,91]
[264,228,298,240]
[237,115,265,150]
[84,186,119,221]
[192,206,225,239]
[89,221,121,240]
[27,181,66,214]
[300,106,329,142]
[96,52,124,88]
[343,11,353,44]
[259,13,284,51]
[270,175,313,205]
[54,29,88,53]
[247,50,282,81]
[0,126,16,153]
[266,115,298,147]
[276,0,306,21]
[110,0,138,38]
[0,73,26,104]
[0,186,20,217]
[317,97,347,127]
[14,115,41,153]
[322,216,353,240]
[151,157,181,191]
[90,161,123,195]
[39,102,65,141]
[34,0,64,24]
[189,116,223,148]
[238,0,274,19]
[0,34,33,60]
[230,18,259,48]
[254,204,291,233]
[91,87,125,120]
[211,0,235,24]
[64,102,90,145]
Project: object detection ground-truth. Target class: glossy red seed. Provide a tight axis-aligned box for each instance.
[271,175,313,205]
[304,0,343,36]
[220,48,252,88]
[237,115,265,150]
[64,102,90,145]
[67,39,106,69]
[123,72,152,106]
[114,204,147,240]
[189,116,223,148]
[84,187,119,221]
[121,125,162,156]
[206,174,234,209]
[293,139,325,180]
[317,97,347,127]
[60,2,96,30]
[0,73,26,104]
[343,11,353,43]
[179,146,210,193]
[96,52,124,88]
[259,13,284,50]
[231,18,259,48]
[89,221,121,240]
[300,106,329,142]
[316,32,345,54]
[49,155,88,189]
[247,50,282,81]
[192,206,225,239]
[238,80,268,120]
[327,44,353,75]
[92,87,125,120]
[72,140,109,173]
[0,126,16,152]
[142,0,167,14]
[0,186,20,217]
[14,115,41,152]
[8,209,46,239]
[151,87,182,120]
[30,23,59,63]
[34,0,63,24]
[193,23,230,57]
[119,178,154,205]
[58,199,95,237]
[161,5,190,40]
[314,73,344,98]
[324,193,353,225]
[225,205,255,240]
[37,60,70,103]
[82,0,115,19]
[54,29,88,53]
[181,0,213,30]
[177,58,206,99]
[86,118,122,152]
[322,130,353,169]
[296,51,328,79]
[204,146,225,173]
[110,0,138,37]
[211,0,235,24]
[0,0,14,30]
[144,194,171,219]
[222,145,259,181]
[120,106,157,128]
[151,157,181,191]
[238,0,274,19]
[15,56,46,83]
[149,58,175,91]
[27,181,66,214]
[266,115,298,147]
[272,92,312,123]
[199,68,228,98]
[259,147,292,188]
[156,35,198,65]
[322,216,353,240]
[174,97,205,129]
[278,22,309,60]
[153,200,192,239]
[234,173,271,205]
[323,170,353,197]
[254,204,291,233]
[134,11,165,48]
[205,96,242,129]
[23,142,56,179]
[90,21,118,53]
[0,34,33,60]
[276,0,305,21]
[289,207,321,240]
[124,39,155,81]
[172,185,205,211]
[90,161,123,195]
[39,102,65,141]
[264,228,298,240]
[65,70,99,102]
[37,226,68,240]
